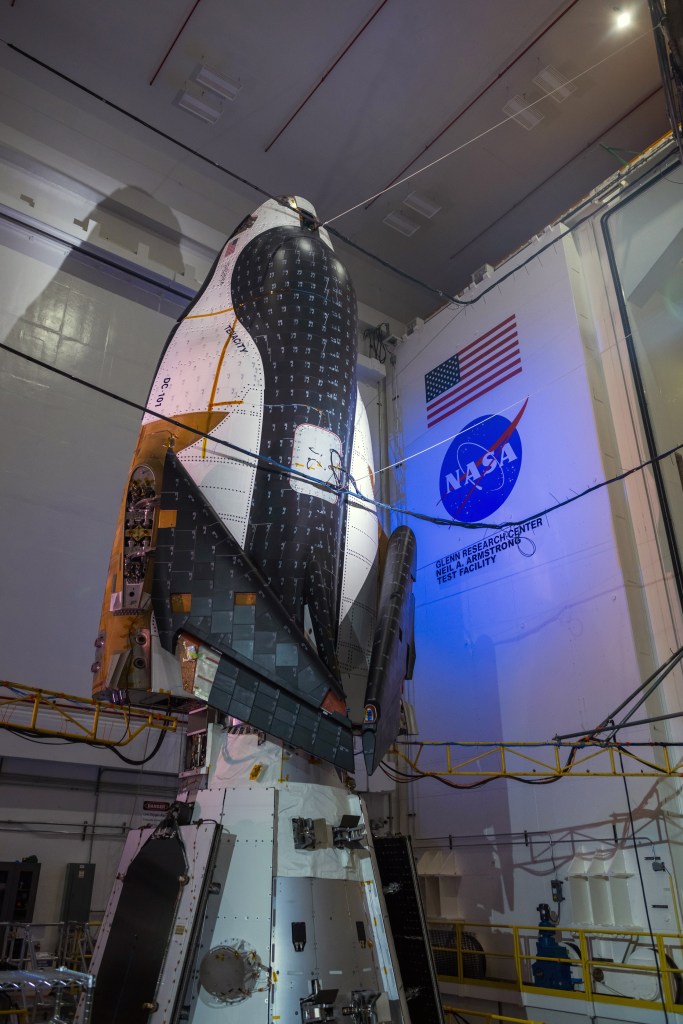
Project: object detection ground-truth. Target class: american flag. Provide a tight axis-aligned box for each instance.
[425,314,521,428]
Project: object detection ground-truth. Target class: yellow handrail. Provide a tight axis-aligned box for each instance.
[430,919,683,1013]
[444,1008,544,1024]
[393,738,682,779]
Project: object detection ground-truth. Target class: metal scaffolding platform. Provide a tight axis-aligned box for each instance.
[0,966,94,1024]
[393,738,683,780]
[0,682,178,748]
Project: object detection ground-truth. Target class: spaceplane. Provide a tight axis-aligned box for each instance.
[91,194,416,775]
[86,197,439,1024]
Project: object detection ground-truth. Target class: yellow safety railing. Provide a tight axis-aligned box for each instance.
[0,681,178,747]
[444,1008,544,1024]
[394,739,683,779]
[430,919,683,1013]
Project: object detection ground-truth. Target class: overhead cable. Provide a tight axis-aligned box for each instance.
[3,339,683,534]
[554,646,683,742]
[322,26,656,225]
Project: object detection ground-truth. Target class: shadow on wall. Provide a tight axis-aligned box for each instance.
[467,632,516,916]
[0,186,189,696]
[415,616,516,919]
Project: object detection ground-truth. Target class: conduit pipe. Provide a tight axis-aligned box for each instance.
[363,0,582,210]
[264,0,391,152]
[149,0,204,86]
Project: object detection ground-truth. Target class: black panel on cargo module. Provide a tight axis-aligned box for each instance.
[374,837,445,1024]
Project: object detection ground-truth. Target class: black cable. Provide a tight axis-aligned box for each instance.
[5,726,71,745]
[444,1012,470,1024]
[381,757,565,790]
[4,683,149,750]
[384,730,683,791]
[396,737,683,749]
[610,742,670,775]
[413,829,661,848]
[379,762,411,784]
[555,646,683,740]
[4,337,683,537]
[606,650,683,740]
[105,727,166,765]
[363,324,389,364]
[5,722,167,764]
[0,339,357,494]
[619,750,671,1023]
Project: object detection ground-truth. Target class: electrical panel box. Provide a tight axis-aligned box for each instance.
[0,861,40,923]
[60,863,95,923]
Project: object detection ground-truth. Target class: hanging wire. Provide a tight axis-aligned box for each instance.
[3,339,683,537]
[322,26,656,226]
[619,750,671,1024]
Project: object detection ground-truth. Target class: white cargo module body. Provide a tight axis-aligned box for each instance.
[90,733,408,1023]
[88,197,423,1024]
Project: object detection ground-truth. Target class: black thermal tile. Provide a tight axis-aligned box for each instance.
[253,686,278,712]
[248,707,272,731]
[210,611,233,634]
[212,562,233,587]
[170,551,194,573]
[253,653,276,672]
[191,579,214,598]
[234,682,256,707]
[232,624,255,642]
[190,598,212,617]
[210,591,233,611]
[254,631,277,653]
[273,704,297,727]
[291,723,314,749]
[172,528,197,548]
[170,571,193,590]
[231,640,254,660]
[230,702,252,721]
[275,643,299,667]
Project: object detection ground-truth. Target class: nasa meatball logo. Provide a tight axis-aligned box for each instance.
[439,400,527,523]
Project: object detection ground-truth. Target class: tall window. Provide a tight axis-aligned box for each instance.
[604,166,683,604]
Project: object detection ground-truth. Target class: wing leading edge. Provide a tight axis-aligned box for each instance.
[362,526,417,775]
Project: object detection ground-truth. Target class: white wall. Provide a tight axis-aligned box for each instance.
[393,213,683,1020]
[0,217,188,696]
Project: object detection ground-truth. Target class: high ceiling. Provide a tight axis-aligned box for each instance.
[0,0,669,323]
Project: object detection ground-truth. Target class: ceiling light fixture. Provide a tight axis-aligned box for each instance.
[532,65,576,103]
[403,191,442,219]
[193,64,242,101]
[614,6,632,29]
[502,95,544,130]
[176,85,223,124]
[383,210,421,237]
